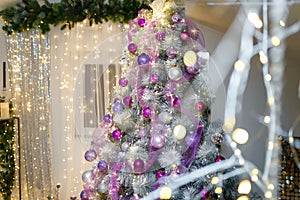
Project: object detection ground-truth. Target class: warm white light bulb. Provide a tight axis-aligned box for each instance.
[232,128,249,144]
[238,180,252,194]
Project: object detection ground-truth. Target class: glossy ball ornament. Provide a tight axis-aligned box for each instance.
[123,96,133,106]
[84,149,97,162]
[150,73,159,83]
[199,188,210,199]
[173,97,181,108]
[138,53,150,65]
[142,107,151,118]
[180,32,189,41]
[159,186,172,199]
[168,67,182,81]
[128,43,137,53]
[185,63,200,75]
[167,48,178,59]
[97,183,108,193]
[103,114,111,123]
[156,31,165,41]
[215,155,225,162]
[82,170,92,182]
[156,171,166,179]
[97,160,108,171]
[80,190,88,199]
[196,102,205,112]
[173,124,187,140]
[119,77,128,87]
[112,101,124,113]
[138,18,146,27]
[112,129,122,140]
[133,158,145,173]
[151,134,166,149]
[172,13,181,23]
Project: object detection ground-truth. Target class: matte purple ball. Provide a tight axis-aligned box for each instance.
[142,107,151,118]
[97,160,108,171]
[128,43,137,53]
[185,63,200,75]
[123,96,133,106]
[151,134,166,149]
[119,77,128,87]
[112,129,122,140]
[156,31,165,41]
[138,53,150,65]
[172,13,182,23]
[84,149,97,162]
[138,18,146,27]
[103,114,111,123]
[150,74,159,83]
[180,32,189,41]
[133,159,144,173]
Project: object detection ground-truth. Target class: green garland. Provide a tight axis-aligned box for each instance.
[0,0,150,35]
[0,119,15,200]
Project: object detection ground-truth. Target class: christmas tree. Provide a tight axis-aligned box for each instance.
[81,0,256,199]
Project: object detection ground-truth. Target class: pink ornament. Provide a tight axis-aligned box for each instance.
[103,114,111,123]
[150,74,159,83]
[138,18,146,27]
[150,134,166,149]
[199,188,210,199]
[185,63,200,75]
[128,43,137,53]
[84,149,97,162]
[123,96,133,106]
[215,155,225,162]
[156,31,165,41]
[180,32,189,41]
[142,107,151,118]
[119,77,128,87]
[173,97,181,108]
[133,159,145,173]
[112,130,122,140]
[167,48,178,59]
[196,102,205,112]
[156,171,165,179]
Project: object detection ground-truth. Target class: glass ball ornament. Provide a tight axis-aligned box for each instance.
[185,63,200,75]
[180,31,189,41]
[123,96,133,106]
[112,101,124,113]
[159,186,172,199]
[119,77,128,87]
[142,107,151,118]
[82,170,92,182]
[150,73,159,83]
[97,182,108,193]
[112,129,122,140]
[173,97,181,108]
[156,171,166,179]
[97,160,108,171]
[138,18,146,27]
[151,134,166,149]
[128,43,137,53]
[156,31,165,41]
[103,114,111,123]
[84,149,97,162]
[138,53,150,65]
[168,67,182,81]
[133,158,145,173]
[173,124,187,140]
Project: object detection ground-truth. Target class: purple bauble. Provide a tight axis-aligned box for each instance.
[103,114,111,123]
[133,159,145,173]
[123,96,133,106]
[180,32,189,41]
[199,188,210,199]
[173,97,181,108]
[172,13,182,23]
[156,31,165,41]
[156,171,165,179]
[80,190,87,199]
[196,102,205,112]
[138,53,150,65]
[138,18,146,27]
[215,155,225,162]
[112,101,124,113]
[142,107,151,118]
[97,160,108,171]
[167,48,178,59]
[119,77,128,87]
[185,63,200,75]
[128,43,137,53]
[150,74,159,83]
[112,129,122,140]
[84,149,97,162]
[150,134,166,149]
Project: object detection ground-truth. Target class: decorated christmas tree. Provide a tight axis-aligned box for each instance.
[81,0,258,199]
